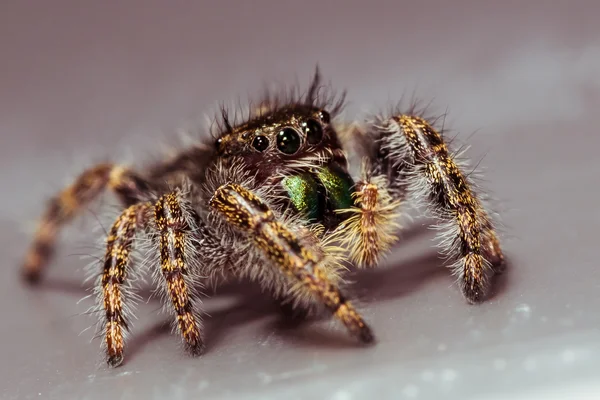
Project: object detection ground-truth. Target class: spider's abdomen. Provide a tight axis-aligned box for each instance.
[281,163,355,229]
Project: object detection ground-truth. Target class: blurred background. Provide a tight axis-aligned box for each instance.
[1,1,599,399]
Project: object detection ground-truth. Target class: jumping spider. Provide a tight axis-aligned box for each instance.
[22,70,505,367]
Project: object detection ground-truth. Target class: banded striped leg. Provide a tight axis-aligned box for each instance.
[101,202,151,367]
[153,192,204,356]
[210,183,374,343]
[376,115,505,303]
[336,159,403,268]
[22,163,151,282]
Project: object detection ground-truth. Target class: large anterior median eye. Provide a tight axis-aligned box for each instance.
[276,128,301,154]
[303,119,323,145]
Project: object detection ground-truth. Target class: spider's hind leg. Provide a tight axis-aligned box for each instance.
[360,113,505,303]
[22,163,151,282]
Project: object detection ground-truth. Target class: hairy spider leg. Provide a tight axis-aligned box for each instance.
[102,191,206,368]
[22,164,150,282]
[153,192,205,357]
[210,183,375,343]
[375,114,505,303]
[101,202,151,367]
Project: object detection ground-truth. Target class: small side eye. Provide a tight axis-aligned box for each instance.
[276,128,301,154]
[319,110,330,124]
[303,119,323,145]
[252,135,269,152]
[215,138,222,149]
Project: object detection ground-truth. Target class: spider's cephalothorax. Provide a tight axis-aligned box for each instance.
[216,104,356,230]
[21,69,505,367]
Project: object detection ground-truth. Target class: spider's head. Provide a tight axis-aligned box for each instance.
[214,104,343,168]
[214,102,354,228]
[211,69,354,228]
[213,67,347,172]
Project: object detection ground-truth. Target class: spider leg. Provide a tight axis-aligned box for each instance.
[209,183,374,343]
[271,225,335,320]
[100,201,151,367]
[101,190,206,367]
[152,191,205,357]
[22,163,151,282]
[366,114,505,303]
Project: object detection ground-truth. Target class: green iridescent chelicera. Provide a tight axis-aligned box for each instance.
[281,164,354,222]
[316,164,354,210]
[281,173,322,221]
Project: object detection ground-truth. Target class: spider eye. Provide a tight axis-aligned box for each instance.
[276,128,301,154]
[303,119,323,145]
[215,137,222,150]
[252,135,269,152]
[319,110,330,124]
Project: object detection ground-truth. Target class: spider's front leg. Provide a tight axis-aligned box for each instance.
[359,114,504,303]
[209,183,374,344]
